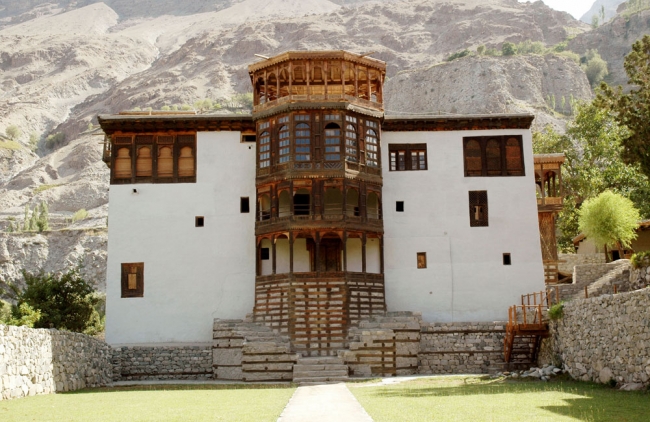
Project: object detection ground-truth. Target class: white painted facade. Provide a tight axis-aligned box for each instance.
[105,126,545,345]
[381,129,545,322]
[105,132,257,345]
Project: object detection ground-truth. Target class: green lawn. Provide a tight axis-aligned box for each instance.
[349,376,650,422]
[0,384,295,422]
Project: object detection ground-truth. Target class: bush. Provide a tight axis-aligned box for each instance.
[1,267,101,333]
[45,132,66,149]
[548,302,565,320]
[5,125,21,140]
[446,49,471,61]
[0,299,11,323]
[72,208,88,222]
[582,49,609,86]
[631,250,650,268]
[502,42,517,56]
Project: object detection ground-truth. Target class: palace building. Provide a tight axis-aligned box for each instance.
[99,51,544,361]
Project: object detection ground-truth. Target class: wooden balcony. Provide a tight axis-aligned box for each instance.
[253,94,383,115]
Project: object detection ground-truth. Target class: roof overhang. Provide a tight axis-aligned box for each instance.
[97,114,254,134]
[381,113,535,132]
[248,50,387,74]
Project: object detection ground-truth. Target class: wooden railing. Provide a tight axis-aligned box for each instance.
[520,288,561,308]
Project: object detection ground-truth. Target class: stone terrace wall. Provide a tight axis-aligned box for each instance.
[112,345,212,381]
[540,288,650,386]
[418,322,506,374]
[573,260,629,286]
[0,325,112,400]
[558,253,605,274]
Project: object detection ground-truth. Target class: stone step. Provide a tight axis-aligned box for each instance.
[293,376,349,384]
[297,357,344,365]
[293,370,348,378]
[293,364,348,372]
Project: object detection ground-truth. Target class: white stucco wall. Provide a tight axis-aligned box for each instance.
[382,129,545,322]
[105,132,256,345]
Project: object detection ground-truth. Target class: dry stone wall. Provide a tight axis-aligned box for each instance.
[540,288,650,387]
[418,322,506,374]
[558,253,605,274]
[0,325,111,400]
[112,345,212,381]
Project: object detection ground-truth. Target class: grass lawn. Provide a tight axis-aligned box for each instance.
[0,384,295,422]
[349,375,650,422]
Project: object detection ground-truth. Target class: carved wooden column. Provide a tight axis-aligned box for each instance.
[343,231,348,272]
[272,234,277,275]
[362,233,367,273]
[289,231,294,274]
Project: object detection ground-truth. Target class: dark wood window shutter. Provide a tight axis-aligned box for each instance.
[469,191,488,227]
[121,262,144,298]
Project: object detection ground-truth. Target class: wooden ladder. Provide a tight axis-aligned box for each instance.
[504,297,550,365]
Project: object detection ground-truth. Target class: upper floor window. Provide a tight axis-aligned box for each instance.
[259,131,270,168]
[463,136,524,177]
[295,123,311,161]
[345,124,357,162]
[366,129,379,167]
[278,125,290,163]
[111,134,196,184]
[324,123,341,161]
[389,144,427,171]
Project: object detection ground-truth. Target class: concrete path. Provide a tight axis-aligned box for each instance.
[277,383,373,422]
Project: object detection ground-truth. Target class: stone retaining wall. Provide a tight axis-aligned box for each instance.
[558,253,605,274]
[0,325,112,400]
[112,345,212,381]
[573,260,628,286]
[539,288,650,387]
[418,322,506,374]
[630,264,650,288]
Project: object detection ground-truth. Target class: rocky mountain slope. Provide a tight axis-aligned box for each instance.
[580,0,626,24]
[0,0,648,288]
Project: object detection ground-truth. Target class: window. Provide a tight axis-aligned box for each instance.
[396,201,404,212]
[345,124,357,162]
[503,253,512,265]
[469,191,488,227]
[195,216,205,227]
[111,134,196,184]
[121,263,144,298]
[240,197,250,213]
[417,253,427,269]
[366,129,379,167]
[463,136,524,177]
[259,131,270,168]
[324,123,341,161]
[261,248,270,260]
[389,144,427,171]
[242,134,256,143]
[278,125,290,163]
[295,123,311,161]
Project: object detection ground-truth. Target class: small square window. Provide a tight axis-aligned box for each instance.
[503,253,512,266]
[195,216,204,227]
[242,134,257,143]
[261,248,270,260]
[396,201,404,212]
[241,197,250,213]
[417,252,427,269]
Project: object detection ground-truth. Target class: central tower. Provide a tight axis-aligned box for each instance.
[249,51,387,356]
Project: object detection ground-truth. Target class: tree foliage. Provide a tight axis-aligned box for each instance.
[0,267,102,334]
[578,191,640,253]
[597,35,650,179]
[501,42,517,56]
[533,101,650,250]
[582,49,608,87]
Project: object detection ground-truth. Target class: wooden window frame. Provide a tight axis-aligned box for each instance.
[417,252,427,269]
[469,191,488,227]
[388,144,427,171]
[463,135,525,177]
[110,133,197,185]
[121,262,144,298]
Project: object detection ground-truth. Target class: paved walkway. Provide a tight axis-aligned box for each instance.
[277,383,373,422]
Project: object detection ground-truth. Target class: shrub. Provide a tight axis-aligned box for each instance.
[72,208,88,222]
[0,299,11,323]
[5,124,21,140]
[582,49,609,86]
[631,250,650,268]
[446,49,471,61]
[476,45,485,55]
[45,132,66,149]
[1,267,100,333]
[502,42,517,56]
[548,302,565,320]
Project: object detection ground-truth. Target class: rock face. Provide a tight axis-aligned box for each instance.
[0,229,107,291]
[579,0,625,24]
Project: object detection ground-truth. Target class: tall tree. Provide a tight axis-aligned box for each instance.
[578,191,640,261]
[597,35,650,179]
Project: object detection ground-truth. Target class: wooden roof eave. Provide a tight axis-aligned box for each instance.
[381,114,535,132]
[97,114,255,134]
[248,50,387,74]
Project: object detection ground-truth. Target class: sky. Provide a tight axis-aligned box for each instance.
[519,0,596,19]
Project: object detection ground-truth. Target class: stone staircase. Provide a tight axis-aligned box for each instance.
[559,260,632,300]
[292,356,349,385]
[213,318,299,382]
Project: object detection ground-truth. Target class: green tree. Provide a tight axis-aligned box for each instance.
[591,14,599,29]
[1,267,101,333]
[476,45,485,55]
[5,125,21,140]
[598,35,650,179]
[502,42,517,56]
[533,101,650,250]
[582,49,608,87]
[578,191,640,260]
[37,201,49,232]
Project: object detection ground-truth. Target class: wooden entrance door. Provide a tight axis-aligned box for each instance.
[320,238,341,272]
